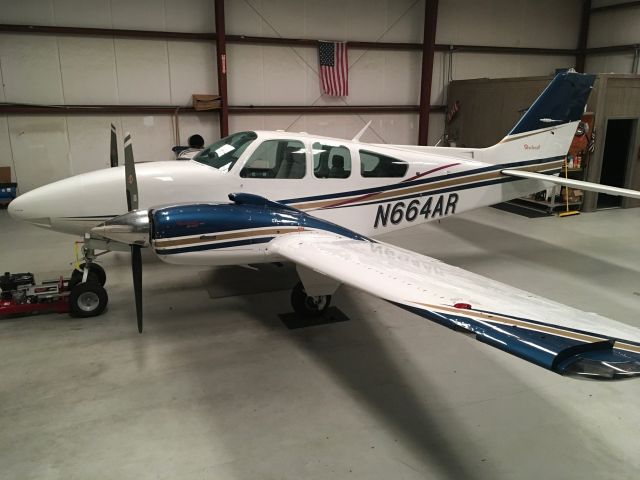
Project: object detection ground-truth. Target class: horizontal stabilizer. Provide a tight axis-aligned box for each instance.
[501,169,640,200]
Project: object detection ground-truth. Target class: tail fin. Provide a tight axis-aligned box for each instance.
[485,71,595,165]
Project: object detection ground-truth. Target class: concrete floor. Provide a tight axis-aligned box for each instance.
[1,206,639,479]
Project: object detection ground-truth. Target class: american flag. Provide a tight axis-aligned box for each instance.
[319,41,348,96]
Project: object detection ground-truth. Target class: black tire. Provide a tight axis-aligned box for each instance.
[68,269,98,289]
[68,263,106,288]
[69,282,108,318]
[291,281,331,317]
[82,263,107,286]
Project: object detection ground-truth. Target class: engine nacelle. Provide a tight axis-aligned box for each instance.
[149,194,364,266]
[150,203,300,265]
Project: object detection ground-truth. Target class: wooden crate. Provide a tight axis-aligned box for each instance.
[192,94,222,111]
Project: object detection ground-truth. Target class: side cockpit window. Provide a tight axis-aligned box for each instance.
[240,140,306,179]
[313,142,351,178]
[360,150,408,178]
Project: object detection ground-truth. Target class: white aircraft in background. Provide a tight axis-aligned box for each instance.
[8,71,640,380]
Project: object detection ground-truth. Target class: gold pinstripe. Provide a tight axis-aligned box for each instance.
[614,342,640,354]
[418,302,640,354]
[290,160,563,211]
[418,302,604,344]
[153,226,305,248]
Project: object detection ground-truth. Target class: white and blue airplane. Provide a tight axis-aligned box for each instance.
[8,71,640,380]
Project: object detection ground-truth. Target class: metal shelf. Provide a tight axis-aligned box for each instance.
[518,197,582,214]
[520,197,582,208]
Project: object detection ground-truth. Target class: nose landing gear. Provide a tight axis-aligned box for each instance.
[67,241,109,317]
[69,262,107,288]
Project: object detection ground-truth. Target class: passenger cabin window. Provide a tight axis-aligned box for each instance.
[359,150,408,178]
[193,131,257,172]
[313,142,351,178]
[240,140,307,179]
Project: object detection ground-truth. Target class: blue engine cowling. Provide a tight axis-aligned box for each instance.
[150,193,366,266]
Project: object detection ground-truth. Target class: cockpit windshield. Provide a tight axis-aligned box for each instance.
[193,131,257,172]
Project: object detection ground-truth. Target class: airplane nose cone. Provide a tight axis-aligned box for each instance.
[7,196,21,219]
[6,167,129,235]
[7,189,53,228]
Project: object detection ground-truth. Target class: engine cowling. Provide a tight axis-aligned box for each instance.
[150,202,304,265]
[150,194,365,266]
[92,193,366,266]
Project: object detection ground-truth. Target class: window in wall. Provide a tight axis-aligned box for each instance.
[240,140,307,179]
[312,142,351,178]
[359,150,408,178]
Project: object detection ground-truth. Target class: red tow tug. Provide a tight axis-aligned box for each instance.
[0,269,108,318]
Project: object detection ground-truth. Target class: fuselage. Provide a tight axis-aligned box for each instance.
[8,130,562,239]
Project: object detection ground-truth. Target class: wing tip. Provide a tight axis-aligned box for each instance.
[560,357,640,381]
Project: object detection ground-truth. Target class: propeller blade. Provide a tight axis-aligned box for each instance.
[124,132,139,211]
[110,123,118,167]
[131,244,143,333]
[117,131,144,332]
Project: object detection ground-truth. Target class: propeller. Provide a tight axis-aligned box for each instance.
[110,123,118,167]
[131,243,143,333]
[124,133,139,211]
[91,128,147,332]
[124,132,143,332]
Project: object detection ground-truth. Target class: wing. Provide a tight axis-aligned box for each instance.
[269,232,640,380]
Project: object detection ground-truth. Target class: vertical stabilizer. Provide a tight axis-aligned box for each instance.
[484,72,595,165]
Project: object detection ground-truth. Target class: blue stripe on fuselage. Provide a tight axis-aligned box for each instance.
[324,170,559,210]
[279,156,564,205]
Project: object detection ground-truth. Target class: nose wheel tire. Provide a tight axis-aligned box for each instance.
[291,281,331,317]
[69,281,108,318]
[69,263,107,289]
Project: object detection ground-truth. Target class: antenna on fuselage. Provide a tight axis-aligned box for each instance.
[351,120,372,142]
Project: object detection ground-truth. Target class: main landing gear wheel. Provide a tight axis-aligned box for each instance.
[68,263,107,289]
[291,281,331,317]
[69,281,108,318]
